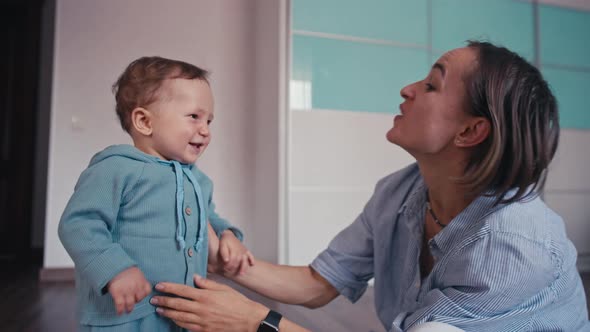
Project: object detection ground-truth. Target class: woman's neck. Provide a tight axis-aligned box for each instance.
[418,159,474,225]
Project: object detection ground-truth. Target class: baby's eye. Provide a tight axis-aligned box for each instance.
[207,120,212,125]
[425,83,435,92]
[190,114,198,119]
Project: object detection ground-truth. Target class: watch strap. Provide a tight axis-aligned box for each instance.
[258,309,282,331]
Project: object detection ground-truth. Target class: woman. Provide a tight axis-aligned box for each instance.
[150,41,590,331]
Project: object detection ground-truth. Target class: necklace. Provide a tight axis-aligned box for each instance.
[426,193,447,228]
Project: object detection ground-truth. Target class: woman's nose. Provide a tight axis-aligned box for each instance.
[400,82,416,100]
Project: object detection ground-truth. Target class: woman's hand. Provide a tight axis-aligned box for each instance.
[151,275,268,332]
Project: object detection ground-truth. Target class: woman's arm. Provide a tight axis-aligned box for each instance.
[152,275,312,332]
[226,260,339,308]
[206,233,339,308]
[154,244,340,331]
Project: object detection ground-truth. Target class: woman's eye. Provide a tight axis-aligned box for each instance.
[425,83,435,92]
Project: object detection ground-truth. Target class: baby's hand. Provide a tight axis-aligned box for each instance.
[107,266,152,315]
[219,230,255,276]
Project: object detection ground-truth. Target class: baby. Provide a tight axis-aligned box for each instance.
[59,56,253,331]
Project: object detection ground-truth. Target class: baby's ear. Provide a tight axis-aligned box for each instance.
[131,107,153,136]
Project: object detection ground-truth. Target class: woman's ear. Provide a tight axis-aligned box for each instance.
[131,107,153,136]
[455,117,490,147]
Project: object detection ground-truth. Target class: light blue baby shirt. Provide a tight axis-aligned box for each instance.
[59,144,242,326]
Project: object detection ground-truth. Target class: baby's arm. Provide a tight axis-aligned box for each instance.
[207,223,221,273]
[107,267,152,315]
[58,161,146,314]
[219,230,255,276]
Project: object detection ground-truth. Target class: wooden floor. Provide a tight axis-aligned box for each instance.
[0,263,78,332]
[1,263,588,332]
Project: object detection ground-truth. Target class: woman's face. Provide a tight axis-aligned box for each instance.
[387,47,477,156]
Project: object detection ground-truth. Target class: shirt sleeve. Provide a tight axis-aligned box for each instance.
[58,161,141,295]
[310,186,380,303]
[390,232,557,332]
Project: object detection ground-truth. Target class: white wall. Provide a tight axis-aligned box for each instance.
[286,116,590,270]
[287,110,414,265]
[44,0,286,268]
[545,129,590,271]
[253,0,289,263]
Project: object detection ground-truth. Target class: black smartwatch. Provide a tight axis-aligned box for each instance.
[257,309,282,332]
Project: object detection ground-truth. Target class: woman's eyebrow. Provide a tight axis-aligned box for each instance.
[432,62,446,78]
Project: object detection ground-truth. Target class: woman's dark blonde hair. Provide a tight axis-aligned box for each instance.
[460,41,559,205]
[112,56,209,132]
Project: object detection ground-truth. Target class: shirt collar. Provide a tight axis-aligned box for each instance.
[399,177,513,254]
[397,177,427,239]
[398,176,427,217]
[431,193,503,253]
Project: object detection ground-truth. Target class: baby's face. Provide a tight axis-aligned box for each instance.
[148,78,214,164]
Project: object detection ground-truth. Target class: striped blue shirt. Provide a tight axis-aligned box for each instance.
[311,163,589,331]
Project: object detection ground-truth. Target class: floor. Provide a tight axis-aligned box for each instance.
[0,263,78,332]
[0,263,588,332]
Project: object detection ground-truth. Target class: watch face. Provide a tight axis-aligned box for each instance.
[258,321,279,332]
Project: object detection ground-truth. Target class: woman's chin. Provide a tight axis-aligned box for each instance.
[386,128,400,144]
